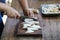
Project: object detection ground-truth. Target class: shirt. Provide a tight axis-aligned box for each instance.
[0,0,5,23]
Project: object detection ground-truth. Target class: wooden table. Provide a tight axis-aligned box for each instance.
[1,13,60,40]
[42,15,60,40]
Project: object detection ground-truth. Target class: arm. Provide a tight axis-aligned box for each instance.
[0,2,20,18]
[18,0,29,16]
[0,2,11,12]
[18,0,39,18]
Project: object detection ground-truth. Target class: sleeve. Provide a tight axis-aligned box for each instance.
[0,0,6,16]
[0,0,6,3]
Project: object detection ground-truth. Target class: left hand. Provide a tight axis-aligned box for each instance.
[23,8,39,18]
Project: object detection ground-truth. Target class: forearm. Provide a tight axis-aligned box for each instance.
[0,2,13,13]
[18,0,29,12]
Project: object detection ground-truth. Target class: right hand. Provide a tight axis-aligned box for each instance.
[6,8,20,19]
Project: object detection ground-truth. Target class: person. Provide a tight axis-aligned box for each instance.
[0,0,37,38]
[0,0,20,38]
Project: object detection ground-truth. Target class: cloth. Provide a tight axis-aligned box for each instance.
[0,0,5,38]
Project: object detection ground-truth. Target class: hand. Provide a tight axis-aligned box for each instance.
[6,8,20,19]
[23,8,39,18]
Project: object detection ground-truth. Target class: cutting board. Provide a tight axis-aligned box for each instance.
[15,13,43,36]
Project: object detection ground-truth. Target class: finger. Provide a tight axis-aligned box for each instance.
[15,13,19,19]
[15,13,20,19]
[10,14,16,18]
[8,15,14,18]
[15,15,17,19]
[29,10,34,18]
[17,14,20,18]
[26,10,29,17]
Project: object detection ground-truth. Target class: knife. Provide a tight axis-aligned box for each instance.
[19,16,38,22]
